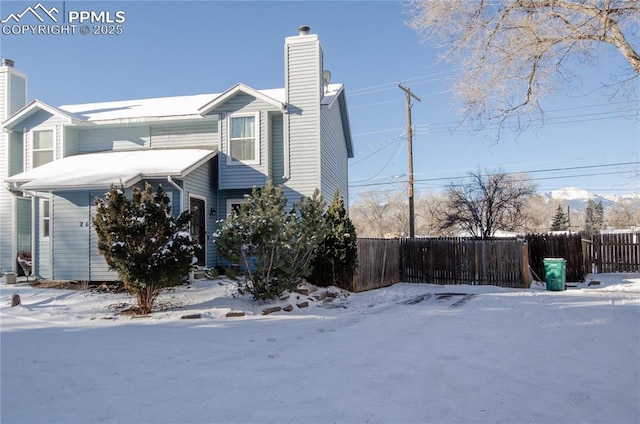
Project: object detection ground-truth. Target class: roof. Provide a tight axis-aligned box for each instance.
[2,87,287,127]
[3,100,80,130]
[59,94,220,121]
[59,87,285,121]
[198,84,285,115]
[6,148,217,191]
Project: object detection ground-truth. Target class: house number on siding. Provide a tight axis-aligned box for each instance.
[79,222,90,227]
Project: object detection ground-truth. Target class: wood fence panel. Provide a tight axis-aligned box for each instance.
[598,233,640,273]
[526,234,586,282]
[352,233,638,293]
[400,238,527,288]
[351,238,400,292]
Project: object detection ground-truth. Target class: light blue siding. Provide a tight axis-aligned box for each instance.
[52,192,91,280]
[183,159,217,267]
[64,127,79,157]
[9,74,26,115]
[320,100,349,204]
[88,190,117,282]
[0,71,6,121]
[0,183,11,273]
[77,126,149,153]
[0,67,27,273]
[8,131,23,176]
[284,35,323,199]
[18,110,68,130]
[214,93,278,190]
[150,119,219,149]
[269,112,285,185]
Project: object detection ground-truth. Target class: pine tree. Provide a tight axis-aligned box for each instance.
[549,205,570,231]
[310,190,358,288]
[584,199,604,238]
[215,181,326,301]
[93,183,197,314]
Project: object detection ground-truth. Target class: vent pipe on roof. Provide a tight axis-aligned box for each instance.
[2,59,15,68]
[298,25,310,36]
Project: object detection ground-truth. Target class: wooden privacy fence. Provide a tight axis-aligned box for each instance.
[350,237,529,292]
[351,233,640,293]
[588,232,640,273]
[350,238,401,292]
[526,233,586,282]
[400,238,529,288]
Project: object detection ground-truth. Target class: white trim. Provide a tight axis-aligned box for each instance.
[198,83,285,115]
[40,197,50,240]
[226,112,260,166]
[226,198,246,215]
[3,100,77,130]
[29,126,56,170]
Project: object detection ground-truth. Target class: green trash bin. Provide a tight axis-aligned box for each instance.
[543,258,566,291]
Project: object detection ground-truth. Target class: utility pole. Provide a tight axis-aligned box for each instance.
[398,82,421,238]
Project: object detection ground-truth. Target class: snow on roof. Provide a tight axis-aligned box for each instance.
[58,88,287,122]
[320,83,344,106]
[6,149,217,191]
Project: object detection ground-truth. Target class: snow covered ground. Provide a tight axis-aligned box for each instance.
[1,273,639,424]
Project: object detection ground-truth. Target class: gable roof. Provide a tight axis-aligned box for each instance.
[2,86,287,128]
[3,100,80,130]
[198,83,285,115]
[6,148,217,192]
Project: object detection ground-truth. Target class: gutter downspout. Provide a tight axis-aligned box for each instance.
[282,106,290,181]
[166,176,183,213]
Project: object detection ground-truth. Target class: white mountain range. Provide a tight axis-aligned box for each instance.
[541,187,639,211]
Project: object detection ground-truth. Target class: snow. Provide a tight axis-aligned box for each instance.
[549,187,596,200]
[58,88,286,122]
[1,273,639,424]
[59,94,221,121]
[6,148,216,191]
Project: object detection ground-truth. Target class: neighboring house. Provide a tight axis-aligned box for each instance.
[0,26,354,281]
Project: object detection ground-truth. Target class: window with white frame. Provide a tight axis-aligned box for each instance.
[41,199,50,239]
[32,130,54,168]
[228,114,259,164]
[226,198,246,215]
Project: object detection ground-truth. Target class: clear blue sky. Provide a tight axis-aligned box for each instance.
[1,0,638,201]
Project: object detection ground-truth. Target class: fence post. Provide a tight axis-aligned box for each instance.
[522,241,531,288]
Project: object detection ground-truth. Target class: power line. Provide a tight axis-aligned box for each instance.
[352,99,639,137]
[349,161,640,188]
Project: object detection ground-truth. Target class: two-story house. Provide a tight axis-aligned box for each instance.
[0,26,353,282]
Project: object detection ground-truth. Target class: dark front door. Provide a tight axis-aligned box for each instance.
[190,197,206,266]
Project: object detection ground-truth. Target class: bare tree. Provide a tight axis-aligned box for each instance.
[349,191,391,237]
[605,198,640,228]
[520,194,555,233]
[416,190,451,236]
[407,0,640,129]
[441,170,536,238]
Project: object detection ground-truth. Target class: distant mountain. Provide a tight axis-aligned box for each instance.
[540,187,639,212]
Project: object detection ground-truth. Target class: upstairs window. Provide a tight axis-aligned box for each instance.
[32,130,54,168]
[228,114,259,164]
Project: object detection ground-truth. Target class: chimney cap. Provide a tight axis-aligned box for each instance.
[2,58,15,68]
[298,25,310,36]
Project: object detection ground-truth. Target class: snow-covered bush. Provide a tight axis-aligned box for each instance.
[309,190,358,288]
[215,181,326,301]
[93,183,198,314]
